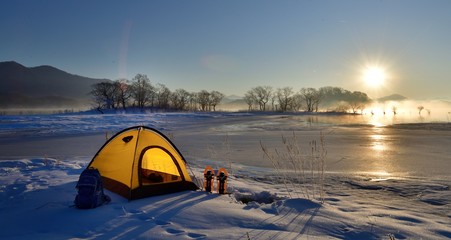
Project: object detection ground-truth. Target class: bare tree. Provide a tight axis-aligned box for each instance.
[90,83,106,110]
[90,81,117,110]
[253,86,273,111]
[276,87,294,112]
[130,74,153,109]
[417,106,424,115]
[270,94,277,111]
[348,91,370,114]
[348,101,361,114]
[300,88,322,112]
[197,90,210,111]
[209,91,224,111]
[171,89,190,110]
[155,83,171,109]
[244,90,257,111]
[187,92,198,111]
[291,93,304,111]
[114,79,131,110]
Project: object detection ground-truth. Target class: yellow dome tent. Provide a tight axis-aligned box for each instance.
[87,126,198,200]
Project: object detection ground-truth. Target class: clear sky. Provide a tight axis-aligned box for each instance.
[1,0,450,99]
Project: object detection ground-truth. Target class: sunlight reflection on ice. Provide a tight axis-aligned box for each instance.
[359,171,409,182]
[369,121,386,127]
[370,134,387,151]
[372,144,386,151]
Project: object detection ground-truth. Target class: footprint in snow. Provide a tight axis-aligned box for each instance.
[166,228,185,235]
[393,216,423,224]
[187,232,207,239]
[435,230,451,238]
[324,197,340,202]
[155,220,171,226]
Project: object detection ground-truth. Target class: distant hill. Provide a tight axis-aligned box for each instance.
[221,95,243,104]
[377,94,407,102]
[0,61,110,108]
[218,95,247,111]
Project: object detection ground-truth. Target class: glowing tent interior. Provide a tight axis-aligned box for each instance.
[87,126,198,200]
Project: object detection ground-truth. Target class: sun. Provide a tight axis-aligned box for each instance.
[363,66,386,88]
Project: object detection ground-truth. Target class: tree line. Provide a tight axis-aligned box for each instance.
[244,86,371,113]
[90,74,371,113]
[90,74,224,112]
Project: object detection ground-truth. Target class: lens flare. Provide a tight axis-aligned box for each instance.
[363,66,386,88]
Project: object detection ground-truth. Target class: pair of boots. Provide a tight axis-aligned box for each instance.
[204,167,228,194]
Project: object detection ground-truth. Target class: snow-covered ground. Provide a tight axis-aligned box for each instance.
[1,112,450,239]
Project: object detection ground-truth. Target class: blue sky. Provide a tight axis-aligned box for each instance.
[1,0,450,99]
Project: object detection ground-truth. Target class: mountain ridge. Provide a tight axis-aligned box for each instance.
[0,61,110,108]
[377,93,407,102]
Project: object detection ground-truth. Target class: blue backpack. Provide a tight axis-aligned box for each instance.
[74,168,111,209]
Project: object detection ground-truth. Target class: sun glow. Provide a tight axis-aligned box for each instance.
[363,66,386,88]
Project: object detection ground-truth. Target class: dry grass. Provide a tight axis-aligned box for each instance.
[260,132,327,202]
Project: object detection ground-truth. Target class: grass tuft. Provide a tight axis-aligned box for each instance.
[260,132,327,202]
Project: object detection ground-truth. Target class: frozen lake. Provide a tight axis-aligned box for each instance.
[1,112,450,180]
